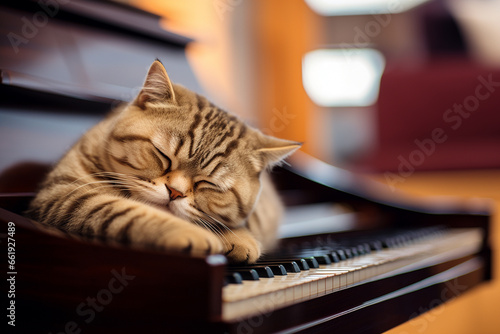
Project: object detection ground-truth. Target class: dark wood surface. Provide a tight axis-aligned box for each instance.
[1,204,226,333]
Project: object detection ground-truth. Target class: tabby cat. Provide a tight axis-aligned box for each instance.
[28,60,300,263]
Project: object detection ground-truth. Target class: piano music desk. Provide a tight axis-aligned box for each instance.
[372,170,500,334]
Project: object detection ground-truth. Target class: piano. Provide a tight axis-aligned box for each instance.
[0,1,492,333]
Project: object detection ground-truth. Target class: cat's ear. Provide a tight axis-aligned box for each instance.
[253,134,302,171]
[134,60,176,109]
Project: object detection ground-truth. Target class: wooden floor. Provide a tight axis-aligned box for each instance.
[369,170,500,333]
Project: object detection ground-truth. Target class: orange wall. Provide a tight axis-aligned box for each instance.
[131,0,240,112]
[251,0,320,150]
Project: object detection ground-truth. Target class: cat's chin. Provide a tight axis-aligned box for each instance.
[135,196,172,214]
[148,201,173,214]
[155,203,172,212]
[136,195,190,221]
[166,202,190,221]
[149,200,187,220]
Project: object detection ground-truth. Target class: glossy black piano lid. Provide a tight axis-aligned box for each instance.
[0,0,203,105]
[2,0,192,46]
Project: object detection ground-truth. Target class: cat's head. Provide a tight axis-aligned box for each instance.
[104,60,300,229]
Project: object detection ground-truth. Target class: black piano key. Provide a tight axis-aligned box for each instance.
[328,252,340,263]
[394,236,405,247]
[358,243,370,254]
[283,262,301,273]
[365,243,372,253]
[335,249,347,261]
[370,241,383,251]
[399,235,409,246]
[268,264,287,276]
[257,261,300,273]
[343,248,353,258]
[225,272,243,284]
[313,255,331,265]
[253,266,274,278]
[304,257,319,268]
[383,238,395,248]
[226,268,260,281]
[352,245,363,255]
[259,257,311,270]
[229,266,274,278]
[296,258,310,270]
[350,247,359,257]
[288,258,313,270]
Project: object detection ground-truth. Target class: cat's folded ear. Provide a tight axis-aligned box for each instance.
[253,134,302,171]
[134,60,176,109]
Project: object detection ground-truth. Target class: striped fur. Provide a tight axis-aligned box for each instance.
[27,60,300,263]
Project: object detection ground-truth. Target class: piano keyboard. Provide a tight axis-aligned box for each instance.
[222,228,483,320]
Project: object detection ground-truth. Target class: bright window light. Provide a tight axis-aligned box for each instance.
[302,48,385,107]
[305,0,431,16]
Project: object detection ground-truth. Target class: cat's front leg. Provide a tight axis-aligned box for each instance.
[32,191,225,257]
[97,201,226,256]
[158,220,225,256]
[222,228,261,263]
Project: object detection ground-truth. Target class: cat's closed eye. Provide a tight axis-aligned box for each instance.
[194,180,220,191]
[152,145,172,171]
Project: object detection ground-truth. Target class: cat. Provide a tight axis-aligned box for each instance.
[27,60,300,263]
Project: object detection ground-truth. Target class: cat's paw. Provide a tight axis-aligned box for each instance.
[223,229,261,264]
[162,226,224,256]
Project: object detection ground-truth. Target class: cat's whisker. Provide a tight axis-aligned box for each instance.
[91,172,161,190]
[71,184,130,198]
[64,172,112,187]
[201,218,230,244]
[200,212,241,241]
[71,171,128,184]
[197,218,230,247]
[64,180,116,197]
[87,172,150,189]
[192,218,220,241]
[64,180,136,198]
[188,208,229,246]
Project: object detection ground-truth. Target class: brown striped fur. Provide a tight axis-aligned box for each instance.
[27,60,300,263]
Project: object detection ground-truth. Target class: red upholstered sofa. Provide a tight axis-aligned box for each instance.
[365,58,500,173]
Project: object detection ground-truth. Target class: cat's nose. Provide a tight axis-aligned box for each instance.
[166,184,186,201]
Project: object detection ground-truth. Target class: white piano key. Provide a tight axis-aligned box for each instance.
[222,228,483,321]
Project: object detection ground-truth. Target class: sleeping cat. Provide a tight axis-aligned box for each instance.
[27,60,300,263]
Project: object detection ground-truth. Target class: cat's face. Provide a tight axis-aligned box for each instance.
[106,103,262,229]
[104,60,300,229]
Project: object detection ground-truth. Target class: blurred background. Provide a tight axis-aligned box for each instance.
[2,0,500,173]
[110,0,500,173]
[0,0,500,175]
[1,0,500,333]
[129,0,500,174]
